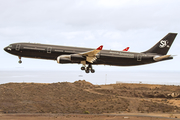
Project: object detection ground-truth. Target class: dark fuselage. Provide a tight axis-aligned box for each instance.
[4,42,165,66]
[4,33,177,73]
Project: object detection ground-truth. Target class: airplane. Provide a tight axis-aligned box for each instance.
[4,33,177,73]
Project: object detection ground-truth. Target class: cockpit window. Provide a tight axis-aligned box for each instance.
[8,45,12,47]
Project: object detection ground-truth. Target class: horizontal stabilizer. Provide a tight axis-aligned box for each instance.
[153,55,172,61]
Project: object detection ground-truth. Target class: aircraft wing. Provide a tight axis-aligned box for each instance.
[79,45,103,63]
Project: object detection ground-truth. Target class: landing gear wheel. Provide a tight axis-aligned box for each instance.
[85,69,89,73]
[81,63,95,73]
[81,66,85,70]
[91,69,95,73]
[18,60,22,64]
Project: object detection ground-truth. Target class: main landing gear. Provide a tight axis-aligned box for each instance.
[81,64,95,73]
[18,56,22,64]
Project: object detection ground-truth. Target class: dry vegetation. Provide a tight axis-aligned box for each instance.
[0,80,180,114]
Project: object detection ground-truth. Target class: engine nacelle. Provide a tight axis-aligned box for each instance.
[57,55,71,63]
[71,54,86,62]
[57,54,86,63]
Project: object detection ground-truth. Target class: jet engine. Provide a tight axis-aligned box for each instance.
[57,55,71,63]
[71,54,86,62]
[57,54,86,63]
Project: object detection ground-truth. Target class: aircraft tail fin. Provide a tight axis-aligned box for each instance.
[143,33,177,55]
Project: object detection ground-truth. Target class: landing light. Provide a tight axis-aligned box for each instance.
[7,48,11,51]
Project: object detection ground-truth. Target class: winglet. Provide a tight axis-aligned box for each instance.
[123,47,129,51]
[96,45,103,50]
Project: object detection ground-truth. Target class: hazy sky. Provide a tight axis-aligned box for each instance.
[1,0,180,72]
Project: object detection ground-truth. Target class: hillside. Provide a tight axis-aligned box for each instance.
[0,80,180,114]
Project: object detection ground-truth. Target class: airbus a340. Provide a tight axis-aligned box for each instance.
[4,33,177,73]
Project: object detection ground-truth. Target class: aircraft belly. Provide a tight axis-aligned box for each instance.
[17,49,59,60]
[99,55,134,66]
[10,46,156,66]
[99,55,154,66]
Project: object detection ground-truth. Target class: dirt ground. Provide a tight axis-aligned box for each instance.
[0,113,179,120]
[1,80,180,119]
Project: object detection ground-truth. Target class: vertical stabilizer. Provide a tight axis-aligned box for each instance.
[143,33,177,55]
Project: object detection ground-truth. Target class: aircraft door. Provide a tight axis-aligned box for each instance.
[137,54,142,61]
[16,44,21,51]
[47,47,52,53]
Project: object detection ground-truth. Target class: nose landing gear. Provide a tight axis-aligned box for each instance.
[18,56,22,64]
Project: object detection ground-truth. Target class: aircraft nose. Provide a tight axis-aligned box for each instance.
[4,47,7,51]
[4,46,11,52]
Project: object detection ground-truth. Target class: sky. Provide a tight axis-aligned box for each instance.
[1,0,180,72]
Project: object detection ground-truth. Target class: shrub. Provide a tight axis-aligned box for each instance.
[84,111,90,114]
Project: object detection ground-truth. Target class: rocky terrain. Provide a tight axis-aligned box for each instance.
[0,80,180,114]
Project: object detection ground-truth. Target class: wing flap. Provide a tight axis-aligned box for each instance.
[86,57,97,63]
